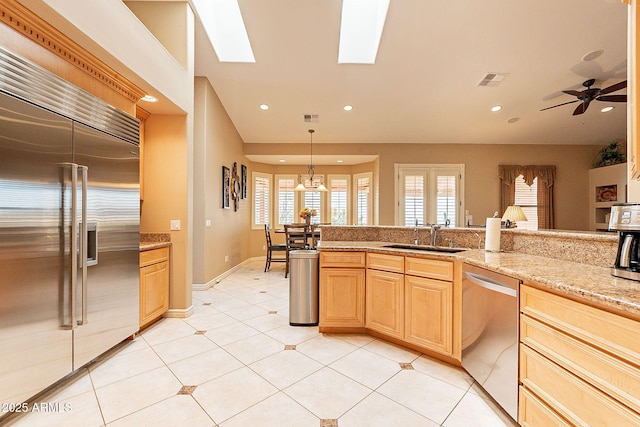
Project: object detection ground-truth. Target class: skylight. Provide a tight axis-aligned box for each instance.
[193,0,255,63]
[338,0,390,64]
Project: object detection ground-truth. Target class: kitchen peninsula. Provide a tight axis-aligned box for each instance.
[318,225,640,425]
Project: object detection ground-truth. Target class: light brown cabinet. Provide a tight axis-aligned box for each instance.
[404,256,454,355]
[320,249,456,359]
[319,251,366,328]
[366,267,404,339]
[140,246,170,328]
[519,284,640,425]
[404,275,452,354]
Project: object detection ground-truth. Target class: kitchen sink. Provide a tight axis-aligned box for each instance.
[382,244,466,253]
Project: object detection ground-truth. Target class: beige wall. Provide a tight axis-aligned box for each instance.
[245,142,601,231]
[141,114,192,311]
[139,2,195,314]
[192,77,253,285]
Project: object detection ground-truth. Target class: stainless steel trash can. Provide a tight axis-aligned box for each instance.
[289,249,319,326]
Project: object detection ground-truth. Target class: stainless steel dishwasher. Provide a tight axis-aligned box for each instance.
[461,263,521,421]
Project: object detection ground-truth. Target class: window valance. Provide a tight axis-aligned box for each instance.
[498,165,556,229]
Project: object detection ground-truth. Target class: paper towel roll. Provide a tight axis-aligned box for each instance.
[485,218,501,252]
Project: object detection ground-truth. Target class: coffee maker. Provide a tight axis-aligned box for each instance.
[610,203,640,281]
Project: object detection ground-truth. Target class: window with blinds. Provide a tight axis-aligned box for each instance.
[396,164,463,227]
[253,172,271,228]
[355,173,372,225]
[514,175,538,230]
[275,176,296,226]
[329,176,349,225]
[436,175,456,226]
[404,174,425,226]
[303,191,322,224]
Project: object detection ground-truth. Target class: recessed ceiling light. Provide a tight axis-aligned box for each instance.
[141,95,157,102]
[344,105,353,111]
[582,49,604,62]
[491,105,502,112]
[279,159,286,163]
[507,117,520,124]
[192,0,255,63]
[338,0,390,64]
[337,160,344,163]
[260,104,269,110]
[601,106,614,113]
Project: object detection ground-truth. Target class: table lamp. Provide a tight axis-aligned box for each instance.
[502,205,527,228]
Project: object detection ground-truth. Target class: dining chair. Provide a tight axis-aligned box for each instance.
[284,224,309,278]
[264,224,286,272]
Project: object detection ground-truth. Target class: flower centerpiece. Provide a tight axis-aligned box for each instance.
[299,207,317,224]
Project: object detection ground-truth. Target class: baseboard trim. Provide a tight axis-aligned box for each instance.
[163,305,194,319]
[193,257,265,291]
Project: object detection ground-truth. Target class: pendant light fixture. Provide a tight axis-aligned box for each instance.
[295,129,328,192]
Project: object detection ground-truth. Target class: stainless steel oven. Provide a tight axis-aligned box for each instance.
[461,263,521,421]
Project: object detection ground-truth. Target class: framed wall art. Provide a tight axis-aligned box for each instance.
[222,165,230,209]
[232,162,240,211]
[596,185,617,203]
[241,164,247,199]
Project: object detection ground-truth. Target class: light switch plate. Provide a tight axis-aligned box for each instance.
[206,219,211,228]
[170,219,181,231]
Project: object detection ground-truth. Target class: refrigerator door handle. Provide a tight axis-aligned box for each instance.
[60,162,79,330]
[79,165,88,325]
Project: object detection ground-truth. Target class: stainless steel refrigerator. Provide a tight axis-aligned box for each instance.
[0,47,140,407]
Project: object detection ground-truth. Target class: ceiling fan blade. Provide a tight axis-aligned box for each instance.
[573,99,591,115]
[562,90,583,97]
[540,99,579,111]
[596,94,627,102]
[599,80,627,95]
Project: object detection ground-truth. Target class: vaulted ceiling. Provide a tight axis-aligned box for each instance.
[193,0,628,150]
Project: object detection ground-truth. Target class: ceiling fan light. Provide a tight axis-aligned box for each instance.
[581,49,604,62]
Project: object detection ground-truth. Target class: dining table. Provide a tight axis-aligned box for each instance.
[275,224,320,249]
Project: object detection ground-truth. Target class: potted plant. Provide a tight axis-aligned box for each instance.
[593,140,626,168]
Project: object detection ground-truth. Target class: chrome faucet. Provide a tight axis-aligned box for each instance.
[473,232,482,250]
[428,223,441,246]
[414,219,419,245]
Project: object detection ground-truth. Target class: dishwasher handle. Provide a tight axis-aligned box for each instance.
[464,271,518,297]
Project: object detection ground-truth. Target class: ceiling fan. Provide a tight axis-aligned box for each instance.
[540,79,627,115]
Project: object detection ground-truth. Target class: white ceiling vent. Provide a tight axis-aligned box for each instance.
[478,72,509,87]
[304,114,319,123]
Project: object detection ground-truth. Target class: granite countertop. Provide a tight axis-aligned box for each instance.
[318,240,640,318]
[140,241,171,251]
[140,232,171,251]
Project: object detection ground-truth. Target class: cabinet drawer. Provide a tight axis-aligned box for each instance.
[519,386,571,427]
[520,345,640,426]
[140,246,169,267]
[521,285,640,367]
[367,252,404,273]
[405,257,453,281]
[521,315,640,412]
[320,251,366,268]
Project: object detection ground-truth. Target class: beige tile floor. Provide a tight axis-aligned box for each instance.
[2,260,517,427]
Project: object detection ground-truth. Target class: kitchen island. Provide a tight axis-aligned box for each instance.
[317,226,640,425]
